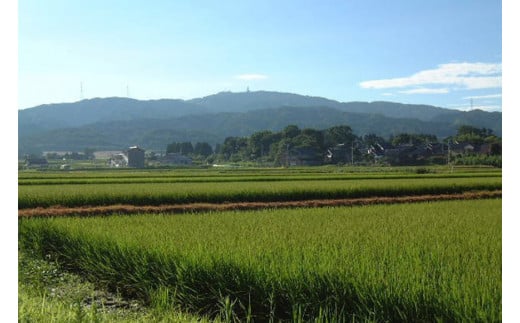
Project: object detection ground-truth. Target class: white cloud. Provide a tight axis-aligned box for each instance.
[235,74,268,80]
[360,62,501,90]
[462,93,502,100]
[399,88,450,94]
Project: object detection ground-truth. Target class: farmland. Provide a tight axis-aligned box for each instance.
[18,166,502,322]
[18,167,501,209]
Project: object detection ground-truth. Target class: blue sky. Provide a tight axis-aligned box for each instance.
[18,0,502,111]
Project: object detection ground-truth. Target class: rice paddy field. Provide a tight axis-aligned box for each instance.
[18,166,502,322]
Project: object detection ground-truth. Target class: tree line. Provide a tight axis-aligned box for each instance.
[165,124,501,166]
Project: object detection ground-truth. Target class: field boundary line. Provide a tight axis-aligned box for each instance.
[18,190,501,218]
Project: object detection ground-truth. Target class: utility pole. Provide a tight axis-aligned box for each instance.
[351,141,354,165]
[447,139,452,172]
[447,139,450,165]
[351,140,358,165]
[286,144,290,168]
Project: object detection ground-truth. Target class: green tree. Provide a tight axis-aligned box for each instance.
[166,142,180,154]
[166,142,194,155]
[219,137,248,161]
[194,142,213,157]
[489,143,502,156]
[455,125,496,145]
[180,142,194,155]
[248,130,277,160]
[292,134,322,151]
[324,125,355,147]
[391,133,437,146]
[282,125,301,139]
[299,128,325,149]
[271,138,292,166]
[362,133,387,147]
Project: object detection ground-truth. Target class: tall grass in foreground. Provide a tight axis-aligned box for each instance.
[19,200,501,322]
[18,177,501,208]
[18,251,215,323]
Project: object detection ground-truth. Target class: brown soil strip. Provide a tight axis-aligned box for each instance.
[19,190,501,218]
[18,190,502,217]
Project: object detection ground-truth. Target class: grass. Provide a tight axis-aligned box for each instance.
[19,199,502,322]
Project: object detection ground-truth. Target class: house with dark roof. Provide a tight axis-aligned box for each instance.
[326,143,352,164]
[25,156,49,168]
[366,143,390,160]
[290,147,323,166]
[160,153,193,165]
[479,143,502,156]
[450,142,475,155]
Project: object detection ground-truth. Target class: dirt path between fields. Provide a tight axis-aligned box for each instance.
[18,190,501,218]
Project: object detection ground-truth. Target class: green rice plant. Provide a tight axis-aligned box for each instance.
[18,165,502,180]
[19,199,502,321]
[18,176,501,209]
[18,170,501,186]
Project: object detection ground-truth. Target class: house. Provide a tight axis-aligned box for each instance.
[24,156,48,168]
[427,143,447,156]
[160,153,193,166]
[479,143,501,156]
[108,153,128,168]
[60,164,71,170]
[43,151,72,158]
[127,146,145,168]
[366,143,392,160]
[93,151,124,160]
[289,147,323,166]
[383,144,419,165]
[450,142,475,155]
[326,144,353,164]
[408,145,433,161]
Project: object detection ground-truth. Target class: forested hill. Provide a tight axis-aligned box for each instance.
[190,91,463,121]
[18,97,209,136]
[18,91,501,154]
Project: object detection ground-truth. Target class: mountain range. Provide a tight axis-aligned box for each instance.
[18,90,502,155]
